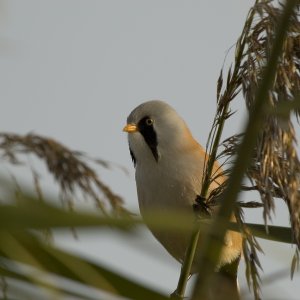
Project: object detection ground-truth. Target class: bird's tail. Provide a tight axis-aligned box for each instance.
[208,271,240,300]
[193,256,241,300]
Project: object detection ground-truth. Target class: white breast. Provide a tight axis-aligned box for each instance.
[135,145,205,262]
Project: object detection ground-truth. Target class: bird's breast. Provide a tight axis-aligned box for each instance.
[135,155,203,263]
[135,155,201,213]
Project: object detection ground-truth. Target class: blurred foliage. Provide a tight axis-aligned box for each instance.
[0,186,296,299]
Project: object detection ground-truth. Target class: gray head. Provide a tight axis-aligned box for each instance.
[123,100,193,166]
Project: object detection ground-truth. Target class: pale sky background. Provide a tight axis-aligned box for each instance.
[0,1,299,299]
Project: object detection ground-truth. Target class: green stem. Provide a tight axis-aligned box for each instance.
[200,104,229,197]
[171,229,201,299]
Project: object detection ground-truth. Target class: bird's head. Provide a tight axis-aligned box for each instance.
[123,100,196,166]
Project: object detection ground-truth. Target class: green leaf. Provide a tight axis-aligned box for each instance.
[0,231,168,300]
[291,249,299,280]
[0,198,296,246]
[0,264,101,300]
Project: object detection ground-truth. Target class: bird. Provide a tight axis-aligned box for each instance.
[123,100,242,298]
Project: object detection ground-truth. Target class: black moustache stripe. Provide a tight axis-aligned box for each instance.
[138,116,159,162]
[129,147,136,166]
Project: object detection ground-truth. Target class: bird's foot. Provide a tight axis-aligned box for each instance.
[193,195,211,217]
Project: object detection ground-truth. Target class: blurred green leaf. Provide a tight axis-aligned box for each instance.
[244,223,293,244]
[0,197,295,245]
[0,231,168,300]
[0,264,101,300]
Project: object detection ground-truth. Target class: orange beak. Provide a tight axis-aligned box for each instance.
[123,123,138,133]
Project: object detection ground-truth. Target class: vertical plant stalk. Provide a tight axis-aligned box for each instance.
[172,4,258,299]
[191,1,299,299]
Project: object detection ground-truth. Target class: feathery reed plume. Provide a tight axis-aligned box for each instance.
[0,133,129,216]
[242,2,300,245]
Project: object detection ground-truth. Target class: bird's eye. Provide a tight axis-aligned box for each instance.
[145,118,154,126]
